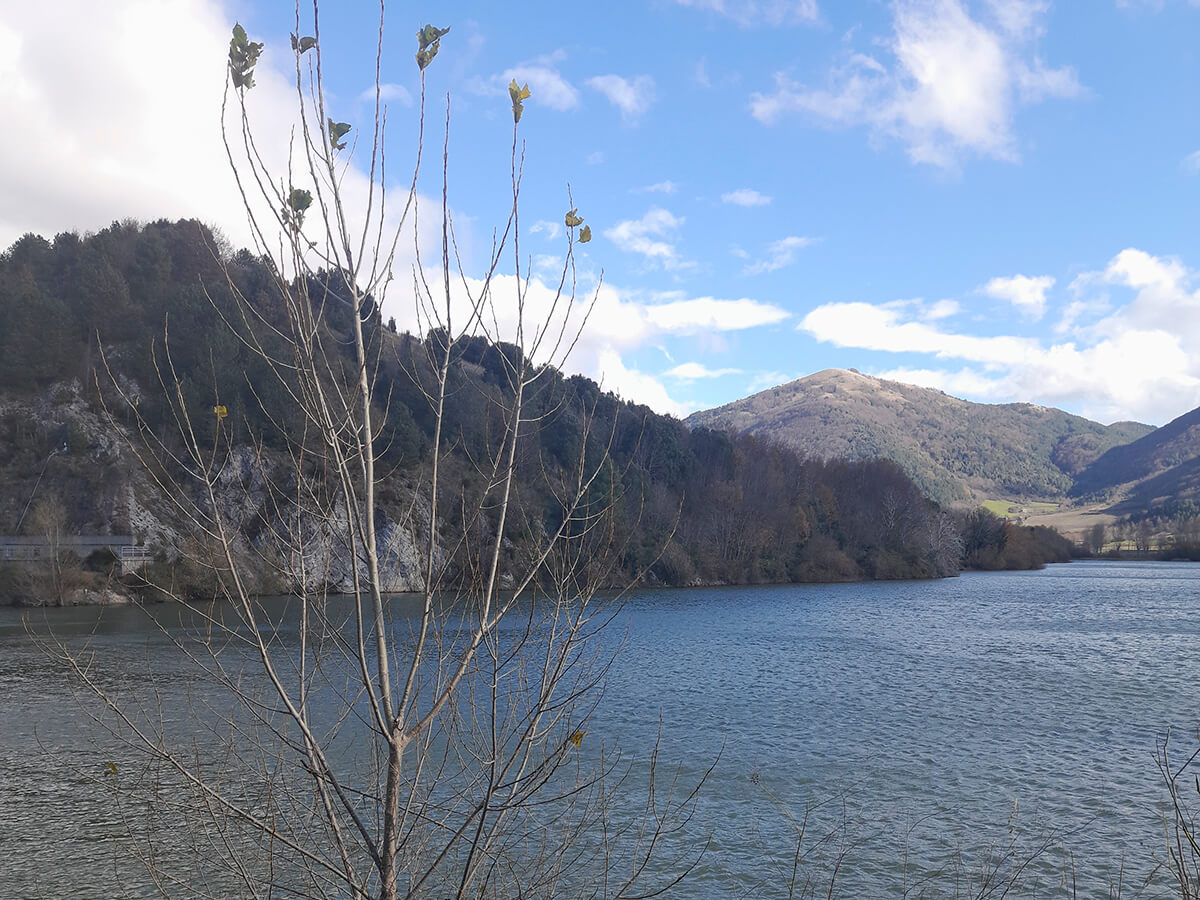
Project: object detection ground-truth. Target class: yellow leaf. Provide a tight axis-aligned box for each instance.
[509,80,531,123]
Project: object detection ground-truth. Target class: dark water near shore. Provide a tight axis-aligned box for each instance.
[2,561,1198,898]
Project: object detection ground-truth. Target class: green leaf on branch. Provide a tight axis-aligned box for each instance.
[579,225,592,243]
[328,119,352,151]
[229,23,263,91]
[416,24,449,70]
[564,209,584,228]
[509,80,531,123]
[290,34,317,54]
[285,188,313,231]
[417,24,450,51]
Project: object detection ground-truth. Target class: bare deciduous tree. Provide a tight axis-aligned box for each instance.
[59,5,704,897]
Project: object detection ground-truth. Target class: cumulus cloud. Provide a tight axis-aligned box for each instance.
[604,207,688,269]
[646,296,790,332]
[982,273,1055,319]
[799,248,1200,424]
[586,74,656,120]
[498,64,580,111]
[674,0,821,26]
[750,0,1081,167]
[469,52,580,111]
[0,1,257,249]
[744,235,814,275]
[721,188,772,207]
[0,1,439,275]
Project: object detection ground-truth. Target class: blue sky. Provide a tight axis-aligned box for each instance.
[2,1,1198,424]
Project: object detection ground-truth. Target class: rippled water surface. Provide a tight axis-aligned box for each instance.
[3,561,1199,898]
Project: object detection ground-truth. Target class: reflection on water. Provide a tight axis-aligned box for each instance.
[2,561,1198,898]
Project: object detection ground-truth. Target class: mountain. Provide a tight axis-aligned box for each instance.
[686,369,1153,505]
[1072,405,1200,515]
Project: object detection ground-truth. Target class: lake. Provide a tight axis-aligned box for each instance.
[2,561,1198,898]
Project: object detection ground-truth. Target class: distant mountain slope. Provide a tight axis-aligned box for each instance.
[686,369,1152,505]
[1072,406,1200,505]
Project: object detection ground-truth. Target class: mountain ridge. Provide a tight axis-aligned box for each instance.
[686,369,1154,506]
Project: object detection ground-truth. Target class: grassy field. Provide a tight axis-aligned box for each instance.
[981,499,1061,517]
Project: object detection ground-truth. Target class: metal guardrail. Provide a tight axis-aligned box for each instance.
[0,536,151,571]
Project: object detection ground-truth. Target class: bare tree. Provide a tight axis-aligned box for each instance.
[28,494,71,606]
[1157,730,1200,899]
[60,6,703,898]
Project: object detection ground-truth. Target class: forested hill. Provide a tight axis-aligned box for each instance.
[1070,405,1200,517]
[687,369,1152,505]
[0,220,1068,604]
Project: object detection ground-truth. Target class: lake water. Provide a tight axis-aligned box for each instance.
[2,561,1198,898]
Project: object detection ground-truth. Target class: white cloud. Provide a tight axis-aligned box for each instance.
[982,273,1055,319]
[362,83,413,107]
[469,53,580,111]
[1054,297,1105,335]
[530,220,562,240]
[0,1,255,249]
[1182,150,1200,174]
[646,296,790,332]
[803,301,1037,362]
[665,362,743,380]
[985,0,1049,39]
[799,248,1200,424]
[721,188,772,207]
[746,370,795,393]
[924,298,961,320]
[1015,58,1083,102]
[637,181,678,194]
[673,0,821,27]
[385,273,788,416]
[750,0,1081,167]
[0,1,440,279]
[873,366,1012,398]
[744,235,815,275]
[586,74,656,120]
[596,349,692,416]
[499,64,580,111]
[604,207,687,268]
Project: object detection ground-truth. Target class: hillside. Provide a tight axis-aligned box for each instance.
[687,369,1152,506]
[1071,406,1200,515]
[2,218,1063,604]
